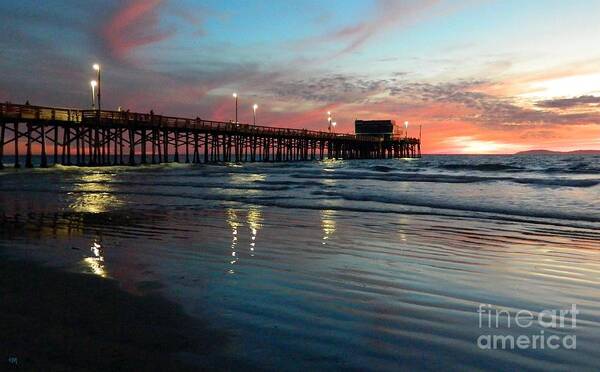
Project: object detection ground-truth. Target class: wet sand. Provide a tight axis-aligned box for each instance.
[0,257,228,371]
[1,158,600,370]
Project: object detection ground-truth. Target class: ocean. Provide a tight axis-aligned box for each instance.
[1,154,600,370]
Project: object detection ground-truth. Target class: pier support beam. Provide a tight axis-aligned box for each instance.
[193,132,199,164]
[174,130,179,163]
[156,129,162,164]
[141,129,147,164]
[0,122,4,169]
[185,132,190,163]
[53,125,58,166]
[163,130,168,163]
[128,128,135,165]
[25,123,33,168]
[204,133,209,163]
[40,124,48,168]
[75,126,81,165]
[114,128,119,165]
[14,122,20,168]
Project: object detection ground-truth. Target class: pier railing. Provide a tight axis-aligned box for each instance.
[1,103,383,142]
[0,103,82,122]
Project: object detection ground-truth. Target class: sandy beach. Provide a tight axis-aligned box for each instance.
[1,156,600,370]
[0,256,228,371]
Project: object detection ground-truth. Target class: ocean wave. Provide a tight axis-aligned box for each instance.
[312,190,600,224]
[4,186,600,232]
[514,178,600,187]
[290,171,600,188]
[439,163,525,172]
[370,165,395,172]
[291,172,492,184]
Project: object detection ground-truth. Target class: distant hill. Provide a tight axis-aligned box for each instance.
[516,149,600,155]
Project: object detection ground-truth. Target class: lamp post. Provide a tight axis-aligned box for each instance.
[233,93,238,123]
[90,80,97,109]
[332,121,337,134]
[327,111,332,132]
[404,120,409,139]
[93,63,101,111]
[253,104,258,125]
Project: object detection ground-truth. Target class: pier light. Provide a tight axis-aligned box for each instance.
[332,121,337,133]
[328,111,333,132]
[404,121,409,138]
[90,80,97,109]
[92,63,101,111]
[233,92,238,123]
[253,104,258,125]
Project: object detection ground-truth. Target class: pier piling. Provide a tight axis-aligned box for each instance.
[0,121,4,169]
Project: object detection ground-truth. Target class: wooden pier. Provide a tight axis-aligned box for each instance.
[0,103,421,168]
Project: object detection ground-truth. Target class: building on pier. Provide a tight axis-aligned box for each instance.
[354,120,402,141]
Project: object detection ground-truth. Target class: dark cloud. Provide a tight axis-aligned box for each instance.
[535,95,600,109]
[519,130,559,140]
[391,80,600,127]
[269,75,600,127]
[271,74,394,103]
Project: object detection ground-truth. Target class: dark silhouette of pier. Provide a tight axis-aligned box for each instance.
[0,103,421,168]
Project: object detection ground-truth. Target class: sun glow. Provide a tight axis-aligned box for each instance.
[520,72,600,99]
[445,136,526,154]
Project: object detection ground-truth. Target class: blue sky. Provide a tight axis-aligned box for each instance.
[1,0,600,152]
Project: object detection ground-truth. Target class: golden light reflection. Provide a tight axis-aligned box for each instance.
[320,209,336,245]
[398,216,408,243]
[84,241,107,277]
[227,208,240,273]
[247,207,263,256]
[229,173,266,184]
[69,173,122,213]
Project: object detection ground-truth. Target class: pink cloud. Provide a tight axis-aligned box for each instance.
[334,0,440,55]
[296,0,446,57]
[103,0,174,61]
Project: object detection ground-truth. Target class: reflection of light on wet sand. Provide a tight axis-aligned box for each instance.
[70,173,122,213]
[229,173,266,184]
[227,207,263,272]
[227,208,240,273]
[247,207,263,256]
[398,216,408,243]
[321,209,336,245]
[84,241,107,277]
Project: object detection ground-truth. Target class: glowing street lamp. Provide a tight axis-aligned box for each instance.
[404,120,409,138]
[332,121,337,133]
[90,80,97,109]
[92,63,101,111]
[233,92,238,123]
[253,103,258,125]
[327,111,332,132]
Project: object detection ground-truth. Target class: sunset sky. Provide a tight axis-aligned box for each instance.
[1,0,600,153]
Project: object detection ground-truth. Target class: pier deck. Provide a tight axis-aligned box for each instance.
[0,103,421,168]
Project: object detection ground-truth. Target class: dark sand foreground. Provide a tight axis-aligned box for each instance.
[0,258,228,371]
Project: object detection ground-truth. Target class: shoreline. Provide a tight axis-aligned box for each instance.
[0,256,228,371]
